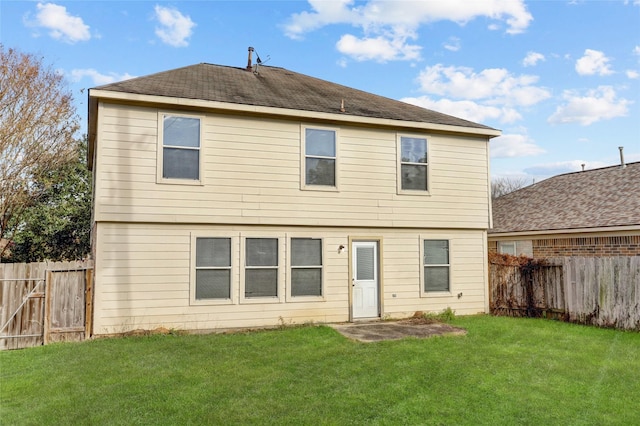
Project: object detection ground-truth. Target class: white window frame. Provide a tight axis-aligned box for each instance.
[498,241,517,256]
[286,237,325,302]
[240,235,285,304]
[419,237,452,297]
[189,232,238,306]
[157,111,204,185]
[397,134,430,195]
[300,125,340,191]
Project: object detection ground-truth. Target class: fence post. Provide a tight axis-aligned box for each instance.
[85,268,93,338]
[43,270,52,345]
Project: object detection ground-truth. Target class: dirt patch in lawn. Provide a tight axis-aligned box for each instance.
[330,319,467,343]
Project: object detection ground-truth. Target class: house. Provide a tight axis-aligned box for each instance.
[489,161,640,258]
[87,53,500,335]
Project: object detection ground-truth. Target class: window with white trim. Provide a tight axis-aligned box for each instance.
[498,241,516,256]
[290,238,323,297]
[303,127,337,188]
[399,136,428,192]
[423,240,450,292]
[159,114,201,182]
[195,237,231,300]
[245,238,279,298]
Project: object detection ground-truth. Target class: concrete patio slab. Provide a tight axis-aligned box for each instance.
[329,320,467,343]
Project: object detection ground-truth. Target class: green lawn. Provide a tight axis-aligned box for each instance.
[1,316,638,425]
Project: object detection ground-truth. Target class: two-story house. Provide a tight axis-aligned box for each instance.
[87,56,500,335]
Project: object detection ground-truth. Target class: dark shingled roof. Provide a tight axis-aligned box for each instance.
[490,161,640,234]
[93,63,495,131]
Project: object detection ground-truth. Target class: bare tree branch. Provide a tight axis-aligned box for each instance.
[491,176,530,200]
[0,45,80,258]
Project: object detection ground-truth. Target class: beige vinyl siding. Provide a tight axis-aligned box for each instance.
[94,103,490,229]
[381,231,488,314]
[92,222,487,334]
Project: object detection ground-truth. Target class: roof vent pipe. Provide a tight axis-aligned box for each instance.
[246,47,254,71]
[619,146,626,169]
[581,163,585,171]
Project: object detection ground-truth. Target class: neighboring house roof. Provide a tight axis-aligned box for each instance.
[92,63,495,131]
[490,161,640,234]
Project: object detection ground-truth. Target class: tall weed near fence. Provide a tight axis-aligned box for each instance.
[489,253,640,330]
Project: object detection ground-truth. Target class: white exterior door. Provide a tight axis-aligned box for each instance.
[352,241,379,319]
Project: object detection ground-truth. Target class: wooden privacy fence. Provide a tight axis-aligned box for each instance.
[0,260,93,350]
[489,254,640,330]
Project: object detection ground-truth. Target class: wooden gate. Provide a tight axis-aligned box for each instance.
[0,261,93,350]
[44,268,93,344]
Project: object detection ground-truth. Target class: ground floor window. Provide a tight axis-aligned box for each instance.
[244,238,279,298]
[192,234,329,304]
[423,239,450,292]
[498,241,516,255]
[290,238,323,297]
[195,237,231,300]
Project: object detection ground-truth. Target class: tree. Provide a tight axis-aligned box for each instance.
[4,137,91,262]
[0,45,80,259]
[491,176,529,199]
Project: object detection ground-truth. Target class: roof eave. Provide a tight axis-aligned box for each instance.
[88,89,502,138]
[488,224,640,238]
[87,92,98,171]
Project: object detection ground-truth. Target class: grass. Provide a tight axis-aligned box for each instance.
[1,316,639,425]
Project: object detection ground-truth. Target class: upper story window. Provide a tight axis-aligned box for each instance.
[302,127,337,190]
[158,113,202,184]
[398,135,428,193]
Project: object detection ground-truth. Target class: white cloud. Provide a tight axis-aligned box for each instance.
[634,46,640,55]
[33,2,90,43]
[154,5,195,47]
[443,37,461,52]
[522,51,545,67]
[70,69,135,85]
[627,70,640,79]
[283,0,355,40]
[284,0,532,61]
[575,49,613,76]
[490,134,545,158]
[416,64,551,106]
[336,33,420,62]
[548,86,630,125]
[407,64,550,124]
[402,96,521,124]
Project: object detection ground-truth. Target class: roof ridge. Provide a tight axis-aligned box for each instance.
[556,160,640,178]
[495,160,640,200]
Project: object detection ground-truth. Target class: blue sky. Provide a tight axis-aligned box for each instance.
[2,0,639,182]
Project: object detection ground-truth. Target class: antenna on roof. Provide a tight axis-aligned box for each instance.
[253,50,270,74]
[246,46,270,73]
